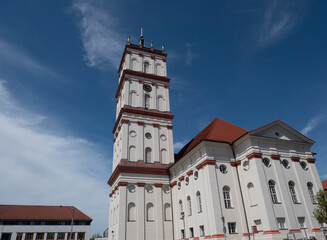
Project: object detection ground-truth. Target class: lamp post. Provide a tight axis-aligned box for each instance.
[69,208,75,240]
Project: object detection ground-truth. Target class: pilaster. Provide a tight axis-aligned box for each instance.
[117,186,127,240]
[155,185,164,240]
[137,123,144,161]
[137,184,145,240]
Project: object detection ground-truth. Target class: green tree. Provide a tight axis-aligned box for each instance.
[313,189,327,224]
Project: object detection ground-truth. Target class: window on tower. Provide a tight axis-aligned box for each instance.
[144,94,150,109]
[144,62,150,73]
[145,147,152,163]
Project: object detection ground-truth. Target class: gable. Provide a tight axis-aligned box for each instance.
[250,120,315,144]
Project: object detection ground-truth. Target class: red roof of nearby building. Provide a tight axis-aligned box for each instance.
[322,180,327,190]
[175,118,248,160]
[0,205,92,221]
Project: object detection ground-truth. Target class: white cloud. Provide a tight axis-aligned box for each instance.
[301,113,325,135]
[0,80,109,234]
[185,43,198,65]
[258,1,306,47]
[0,38,60,79]
[73,0,125,70]
[174,141,187,151]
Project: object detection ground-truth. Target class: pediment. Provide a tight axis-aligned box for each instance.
[250,120,315,144]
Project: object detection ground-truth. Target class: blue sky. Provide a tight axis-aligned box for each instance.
[0,0,327,235]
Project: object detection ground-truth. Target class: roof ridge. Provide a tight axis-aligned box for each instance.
[206,118,219,139]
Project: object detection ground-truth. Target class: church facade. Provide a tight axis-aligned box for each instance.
[107,36,325,240]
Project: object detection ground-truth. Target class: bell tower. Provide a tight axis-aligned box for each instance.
[108,32,174,240]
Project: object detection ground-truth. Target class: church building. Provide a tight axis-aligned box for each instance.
[107,34,325,240]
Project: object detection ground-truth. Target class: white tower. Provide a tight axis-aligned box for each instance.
[108,33,174,240]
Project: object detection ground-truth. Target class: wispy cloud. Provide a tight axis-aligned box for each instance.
[0,80,109,234]
[0,38,60,79]
[301,113,325,135]
[174,141,187,151]
[258,1,306,47]
[185,43,198,65]
[73,0,125,70]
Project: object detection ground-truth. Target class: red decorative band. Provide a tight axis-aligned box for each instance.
[118,182,128,186]
[136,183,146,187]
[109,193,112,198]
[164,85,169,88]
[187,170,194,176]
[247,153,263,160]
[196,163,203,170]
[291,157,300,162]
[204,234,225,239]
[306,158,316,163]
[312,228,322,232]
[167,125,173,129]
[153,124,160,128]
[243,233,253,236]
[170,181,177,188]
[154,184,163,188]
[114,186,118,191]
[193,237,199,240]
[289,229,301,233]
[230,161,241,167]
[202,160,216,167]
[151,82,157,86]
[263,230,280,234]
[270,154,280,160]
[137,121,144,126]
[121,119,130,124]
[179,176,185,181]
[138,80,144,84]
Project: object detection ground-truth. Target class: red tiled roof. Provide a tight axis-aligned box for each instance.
[322,180,327,190]
[175,118,248,160]
[0,205,92,221]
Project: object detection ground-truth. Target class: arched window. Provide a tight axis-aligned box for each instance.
[247,182,256,206]
[157,96,165,111]
[164,203,172,221]
[155,64,161,75]
[179,200,183,216]
[128,203,136,221]
[129,91,137,107]
[131,59,137,71]
[146,203,154,221]
[144,94,150,109]
[143,62,150,73]
[268,180,278,204]
[307,182,316,204]
[145,147,152,163]
[196,191,202,213]
[223,186,232,208]
[187,196,192,216]
[129,146,136,162]
[289,181,299,204]
[160,149,167,164]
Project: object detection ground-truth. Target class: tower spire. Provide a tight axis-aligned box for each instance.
[139,28,144,47]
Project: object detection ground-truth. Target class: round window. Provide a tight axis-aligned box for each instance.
[185,177,189,185]
[178,182,181,190]
[145,132,152,139]
[127,184,136,193]
[129,131,136,137]
[146,185,154,193]
[300,161,308,171]
[163,186,170,194]
[219,164,227,174]
[243,161,249,171]
[194,171,199,180]
[262,158,271,167]
[282,159,290,169]
[160,134,167,141]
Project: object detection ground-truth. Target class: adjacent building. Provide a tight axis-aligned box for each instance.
[0,205,92,240]
[107,34,325,240]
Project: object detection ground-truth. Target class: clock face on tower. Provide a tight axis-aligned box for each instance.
[143,84,152,92]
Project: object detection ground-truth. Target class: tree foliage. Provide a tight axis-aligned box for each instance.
[313,189,327,224]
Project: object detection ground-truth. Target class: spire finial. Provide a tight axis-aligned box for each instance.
[141,28,143,37]
[139,28,144,47]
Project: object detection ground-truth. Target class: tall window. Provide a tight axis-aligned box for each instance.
[277,218,286,229]
[145,147,152,163]
[155,64,161,75]
[247,182,257,206]
[144,94,150,109]
[196,191,202,213]
[57,233,65,240]
[144,62,150,73]
[179,200,183,216]
[181,230,185,239]
[128,202,136,221]
[157,96,165,111]
[129,146,136,162]
[223,186,232,208]
[67,233,74,240]
[307,182,316,204]
[298,217,305,229]
[199,226,205,237]
[228,222,236,234]
[187,196,192,216]
[46,234,55,240]
[164,203,172,221]
[25,234,34,240]
[189,228,194,238]
[289,181,299,203]
[269,180,279,204]
[131,59,137,71]
[16,234,23,240]
[77,233,85,240]
[160,149,167,164]
[129,91,137,107]
[146,203,154,221]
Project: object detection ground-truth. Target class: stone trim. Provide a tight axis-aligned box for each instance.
[307,158,316,163]
[263,230,280,234]
[270,154,280,160]
[289,229,301,233]
[246,152,263,160]
[230,161,241,167]
[187,170,194,176]
[291,157,300,162]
